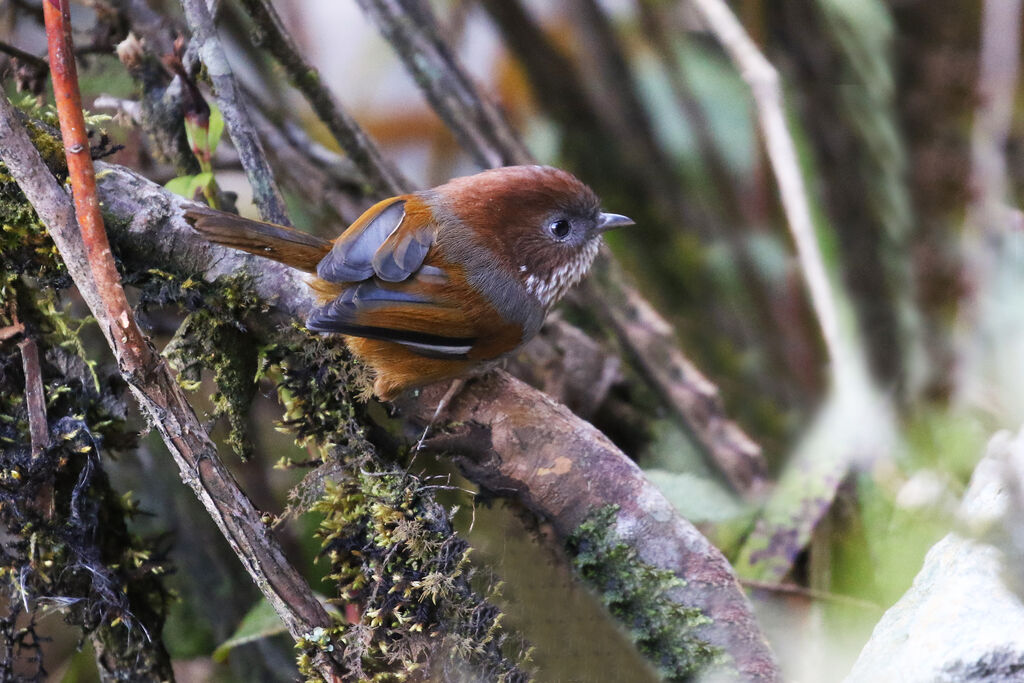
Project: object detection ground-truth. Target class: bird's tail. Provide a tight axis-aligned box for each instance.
[184,205,332,274]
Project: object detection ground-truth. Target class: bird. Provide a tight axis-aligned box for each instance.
[185,165,633,401]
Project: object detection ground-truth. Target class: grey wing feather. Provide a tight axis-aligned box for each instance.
[371,219,436,282]
[317,200,407,283]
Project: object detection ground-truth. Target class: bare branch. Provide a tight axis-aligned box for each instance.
[688,0,850,385]
[239,0,409,197]
[179,0,290,225]
[18,335,48,457]
[0,40,48,71]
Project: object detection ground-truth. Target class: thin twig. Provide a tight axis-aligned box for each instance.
[0,40,48,71]
[0,322,26,342]
[688,0,849,386]
[636,0,798,404]
[239,0,409,197]
[18,335,48,457]
[179,0,290,225]
[740,579,883,612]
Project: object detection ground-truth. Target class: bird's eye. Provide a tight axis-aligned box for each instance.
[550,219,571,239]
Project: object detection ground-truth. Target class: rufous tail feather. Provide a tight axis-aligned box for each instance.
[184,206,332,273]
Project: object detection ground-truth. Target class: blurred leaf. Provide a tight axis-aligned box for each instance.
[164,174,195,198]
[164,172,214,201]
[903,408,986,483]
[208,103,225,156]
[637,418,711,476]
[213,598,286,662]
[645,468,755,556]
[855,470,953,606]
[644,469,747,522]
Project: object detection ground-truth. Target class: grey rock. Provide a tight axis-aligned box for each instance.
[845,428,1024,682]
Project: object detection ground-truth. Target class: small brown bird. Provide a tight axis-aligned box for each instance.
[186,165,632,400]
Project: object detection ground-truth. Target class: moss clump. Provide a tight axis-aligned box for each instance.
[265,336,528,682]
[308,468,527,683]
[0,276,173,681]
[131,268,270,459]
[566,505,723,681]
[132,262,528,680]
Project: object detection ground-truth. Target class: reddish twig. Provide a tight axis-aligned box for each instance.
[0,322,26,342]
[43,0,149,372]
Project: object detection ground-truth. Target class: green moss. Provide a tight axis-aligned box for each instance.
[260,334,528,682]
[566,505,723,681]
[0,277,172,680]
[132,268,270,459]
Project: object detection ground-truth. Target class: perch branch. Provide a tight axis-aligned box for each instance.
[239,0,409,197]
[82,161,779,681]
[356,0,766,493]
[410,374,778,679]
[688,0,848,384]
[1,24,343,683]
[179,0,290,225]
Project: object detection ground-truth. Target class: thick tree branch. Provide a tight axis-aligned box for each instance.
[408,375,777,680]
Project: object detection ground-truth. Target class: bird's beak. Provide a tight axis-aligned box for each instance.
[596,212,635,233]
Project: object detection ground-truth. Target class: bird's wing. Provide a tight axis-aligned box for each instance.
[316,196,439,284]
[306,276,479,358]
